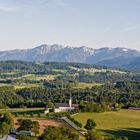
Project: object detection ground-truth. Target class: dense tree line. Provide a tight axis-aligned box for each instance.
[0,61,106,73]
[0,86,23,108]
[0,61,140,84]
[0,81,139,108]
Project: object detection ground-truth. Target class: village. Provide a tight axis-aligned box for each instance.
[0,97,83,140]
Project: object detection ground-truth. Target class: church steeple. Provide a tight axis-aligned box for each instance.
[69,93,72,108]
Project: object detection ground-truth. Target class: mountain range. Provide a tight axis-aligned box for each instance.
[0,44,140,71]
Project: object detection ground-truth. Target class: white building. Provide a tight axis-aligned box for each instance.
[54,98,75,113]
[44,108,50,114]
[19,131,35,136]
[44,97,78,114]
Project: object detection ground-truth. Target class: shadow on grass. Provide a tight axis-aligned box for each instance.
[101,128,140,140]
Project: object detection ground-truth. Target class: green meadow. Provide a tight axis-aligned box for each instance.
[73,82,102,89]
[73,110,140,140]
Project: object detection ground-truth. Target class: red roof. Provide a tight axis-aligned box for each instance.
[128,107,140,110]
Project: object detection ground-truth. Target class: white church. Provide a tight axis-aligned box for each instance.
[54,98,75,113]
[44,97,77,114]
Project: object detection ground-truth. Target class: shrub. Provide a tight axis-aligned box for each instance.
[84,119,96,130]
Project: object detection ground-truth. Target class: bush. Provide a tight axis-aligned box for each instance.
[84,119,96,130]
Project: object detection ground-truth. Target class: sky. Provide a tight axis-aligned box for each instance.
[0,0,140,51]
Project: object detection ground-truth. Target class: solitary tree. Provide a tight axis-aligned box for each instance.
[84,119,96,130]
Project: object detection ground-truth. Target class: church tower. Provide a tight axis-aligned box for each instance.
[69,93,72,108]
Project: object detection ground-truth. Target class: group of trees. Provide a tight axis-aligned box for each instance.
[0,113,13,137]
[40,126,79,140]
[79,102,110,113]
[0,115,79,140]
[17,119,40,135]
[84,119,96,130]
[0,80,139,109]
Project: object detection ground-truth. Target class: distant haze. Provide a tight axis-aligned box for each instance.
[0,0,140,51]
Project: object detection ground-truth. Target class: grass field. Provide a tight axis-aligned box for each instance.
[0,83,42,89]
[22,74,57,81]
[73,82,102,89]
[52,69,67,73]
[73,110,140,140]
[82,68,126,75]
[14,83,43,89]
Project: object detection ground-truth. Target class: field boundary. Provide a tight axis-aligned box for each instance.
[62,117,86,137]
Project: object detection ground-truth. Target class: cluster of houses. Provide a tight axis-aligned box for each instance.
[0,97,78,140]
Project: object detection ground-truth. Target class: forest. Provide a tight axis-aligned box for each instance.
[0,61,139,109]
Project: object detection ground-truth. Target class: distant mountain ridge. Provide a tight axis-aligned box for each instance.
[0,44,140,71]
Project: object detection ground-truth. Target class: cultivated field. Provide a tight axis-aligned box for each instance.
[14,117,72,133]
[73,110,140,140]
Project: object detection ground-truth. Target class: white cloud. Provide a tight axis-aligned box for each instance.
[104,25,140,33]
[48,0,70,7]
[0,5,19,12]
[57,0,70,7]
[116,26,139,32]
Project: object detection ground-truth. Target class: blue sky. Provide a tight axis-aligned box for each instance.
[0,0,140,51]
